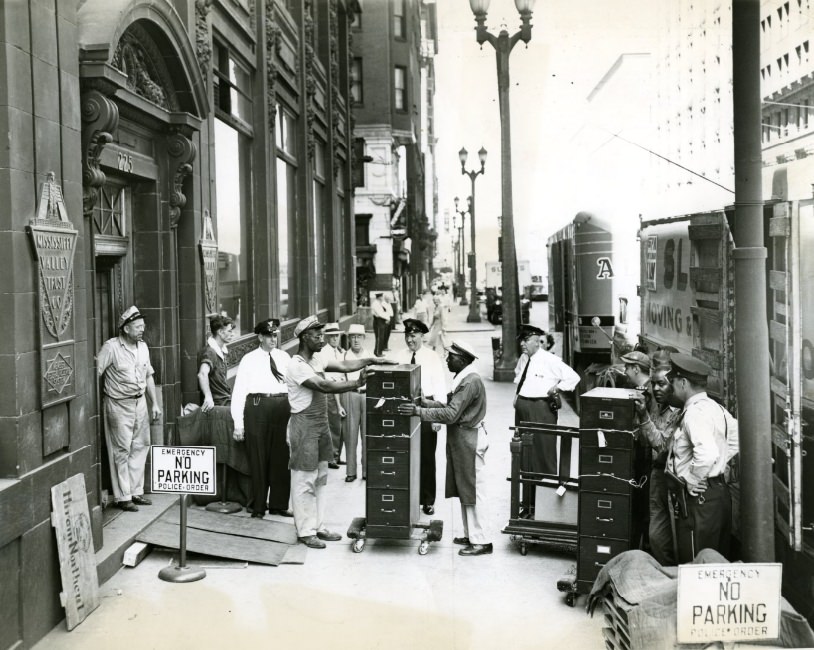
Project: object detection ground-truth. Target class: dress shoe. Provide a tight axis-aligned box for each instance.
[251,512,264,518]
[328,461,340,469]
[459,543,493,556]
[316,529,342,542]
[453,536,470,546]
[116,501,139,512]
[268,509,293,517]
[132,495,152,506]
[362,476,367,481]
[299,535,326,549]
[345,475,357,482]
[422,505,435,516]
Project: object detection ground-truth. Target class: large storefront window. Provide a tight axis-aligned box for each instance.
[313,140,327,309]
[276,105,298,318]
[213,42,253,334]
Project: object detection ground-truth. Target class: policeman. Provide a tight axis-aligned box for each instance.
[664,353,739,563]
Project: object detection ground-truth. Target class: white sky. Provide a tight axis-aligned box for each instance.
[434,0,661,275]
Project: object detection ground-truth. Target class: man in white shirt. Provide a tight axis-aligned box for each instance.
[371,292,392,356]
[231,318,292,518]
[514,324,580,477]
[343,324,370,482]
[316,322,346,468]
[394,318,447,515]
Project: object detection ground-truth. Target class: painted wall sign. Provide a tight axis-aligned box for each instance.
[676,562,782,644]
[27,173,78,407]
[151,446,216,494]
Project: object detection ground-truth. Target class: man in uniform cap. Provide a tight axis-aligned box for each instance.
[286,316,393,548]
[231,318,292,518]
[399,340,492,556]
[638,352,739,563]
[514,324,580,478]
[316,322,347,468]
[97,306,162,511]
[393,318,447,515]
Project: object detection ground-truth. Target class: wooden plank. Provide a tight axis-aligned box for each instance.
[769,270,787,291]
[772,424,790,454]
[691,305,723,324]
[50,474,99,630]
[773,475,790,508]
[692,348,722,370]
[136,520,303,566]
[690,267,722,290]
[688,223,723,240]
[774,300,787,318]
[769,216,790,238]
[773,201,790,219]
[769,320,787,344]
[161,507,298,545]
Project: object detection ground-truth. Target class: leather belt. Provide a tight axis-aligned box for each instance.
[248,393,286,398]
[707,474,726,485]
[108,394,143,400]
[517,395,548,402]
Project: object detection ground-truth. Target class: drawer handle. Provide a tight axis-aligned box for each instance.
[596,517,614,523]
[598,455,613,464]
[382,457,394,464]
[383,420,394,427]
[594,561,607,568]
[380,471,396,476]
[381,509,396,513]
[383,382,395,390]
[382,495,394,502]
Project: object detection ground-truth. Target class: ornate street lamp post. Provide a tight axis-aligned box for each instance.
[459,146,487,323]
[453,196,470,305]
[468,0,534,379]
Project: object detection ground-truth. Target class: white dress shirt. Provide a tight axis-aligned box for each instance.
[230,347,290,430]
[372,299,390,320]
[516,349,580,398]
[316,343,344,381]
[396,345,447,403]
[344,346,372,381]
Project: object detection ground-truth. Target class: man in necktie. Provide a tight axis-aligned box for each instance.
[393,318,447,515]
[230,318,293,519]
[513,324,580,477]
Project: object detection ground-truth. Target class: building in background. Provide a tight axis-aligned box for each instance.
[0,0,360,646]
[351,0,438,315]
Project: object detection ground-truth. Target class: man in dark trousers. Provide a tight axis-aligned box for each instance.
[230,318,292,519]
[371,292,392,356]
[197,314,234,410]
[398,340,491,556]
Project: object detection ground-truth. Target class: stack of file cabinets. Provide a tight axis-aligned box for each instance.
[577,387,649,594]
[364,365,422,539]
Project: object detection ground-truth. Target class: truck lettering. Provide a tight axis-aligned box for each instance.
[663,238,689,291]
[647,302,689,335]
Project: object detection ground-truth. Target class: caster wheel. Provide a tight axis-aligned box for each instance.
[519,542,528,556]
[565,593,576,607]
[352,539,365,553]
[418,541,429,555]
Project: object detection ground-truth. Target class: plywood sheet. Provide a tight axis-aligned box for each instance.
[161,507,298,545]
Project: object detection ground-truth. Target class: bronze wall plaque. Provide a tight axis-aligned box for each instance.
[42,341,76,407]
[199,208,218,315]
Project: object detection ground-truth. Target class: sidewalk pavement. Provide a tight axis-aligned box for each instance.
[35,300,598,650]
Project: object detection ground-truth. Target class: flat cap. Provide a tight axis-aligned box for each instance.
[294,315,324,338]
[254,318,280,336]
[348,324,366,336]
[324,322,341,335]
[620,351,652,370]
[118,306,143,329]
[445,340,477,362]
[669,352,711,382]
[518,324,545,340]
[403,318,429,335]
[374,292,384,297]
[650,349,673,370]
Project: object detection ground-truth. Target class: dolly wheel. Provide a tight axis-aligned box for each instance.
[418,540,429,555]
[352,539,365,553]
[519,541,528,556]
[565,593,576,607]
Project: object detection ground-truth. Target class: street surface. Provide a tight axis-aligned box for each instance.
[35,300,606,650]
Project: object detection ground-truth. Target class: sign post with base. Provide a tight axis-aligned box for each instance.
[150,446,217,583]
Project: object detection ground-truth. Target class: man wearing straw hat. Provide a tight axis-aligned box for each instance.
[316,322,347,468]
[342,323,371,482]
[97,306,162,512]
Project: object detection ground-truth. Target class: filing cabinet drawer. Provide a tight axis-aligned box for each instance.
[366,489,411,526]
[367,451,411,488]
[580,428,637,450]
[578,492,632,539]
[367,413,420,437]
[577,536,630,583]
[580,387,637,431]
[367,365,421,399]
[366,394,416,415]
[367,434,412,451]
[580,446,634,490]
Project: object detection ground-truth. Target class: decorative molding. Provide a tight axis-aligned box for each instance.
[81,90,118,217]
[112,25,176,110]
[329,0,343,178]
[304,0,316,160]
[167,130,197,228]
[265,0,280,131]
[226,334,259,369]
[195,0,213,86]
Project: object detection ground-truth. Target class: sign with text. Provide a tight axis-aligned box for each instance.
[677,563,782,644]
[151,446,216,494]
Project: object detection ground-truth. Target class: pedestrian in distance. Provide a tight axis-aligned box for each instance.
[394,318,448,516]
[316,322,347,468]
[427,294,449,352]
[413,294,429,325]
[286,316,395,549]
[97,306,162,512]
[230,318,293,519]
[342,324,370,482]
[371,292,392,356]
[398,340,492,556]
[197,314,235,411]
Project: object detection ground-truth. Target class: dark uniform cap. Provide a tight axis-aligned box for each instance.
[620,351,652,370]
[403,318,429,335]
[518,324,545,341]
[254,318,280,335]
[669,352,712,383]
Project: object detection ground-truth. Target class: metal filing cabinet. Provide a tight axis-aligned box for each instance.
[576,387,648,593]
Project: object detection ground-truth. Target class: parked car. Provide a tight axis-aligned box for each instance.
[485,288,531,325]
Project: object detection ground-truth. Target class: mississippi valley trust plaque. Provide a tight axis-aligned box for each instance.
[27,173,78,408]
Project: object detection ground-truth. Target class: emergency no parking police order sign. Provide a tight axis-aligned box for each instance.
[151,446,216,494]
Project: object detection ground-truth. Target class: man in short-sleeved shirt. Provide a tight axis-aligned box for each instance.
[197,315,234,409]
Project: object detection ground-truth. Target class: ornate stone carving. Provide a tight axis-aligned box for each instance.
[195,0,213,87]
[81,90,118,216]
[304,0,316,160]
[265,0,280,131]
[112,26,176,110]
[329,0,343,177]
[167,130,197,228]
[226,335,259,369]
[199,209,218,315]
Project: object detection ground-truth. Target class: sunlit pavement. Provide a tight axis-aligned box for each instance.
[35,300,603,650]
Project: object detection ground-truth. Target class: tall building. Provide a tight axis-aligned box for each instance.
[351,0,438,315]
[0,0,360,646]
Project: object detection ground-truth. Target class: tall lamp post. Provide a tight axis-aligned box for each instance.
[453,196,469,305]
[459,146,487,323]
[468,0,534,380]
